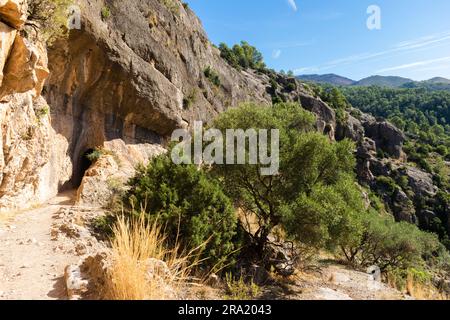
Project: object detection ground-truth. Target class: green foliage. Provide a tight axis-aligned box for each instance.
[342,86,450,157]
[342,211,442,271]
[282,175,365,251]
[211,102,363,254]
[204,66,221,87]
[375,176,399,196]
[28,0,73,44]
[223,273,261,300]
[125,155,238,268]
[101,6,111,20]
[183,88,198,110]
[86,150,102,163]
[92,214,117,239]
[160,0,180,15]
[86,148,104,162]
[219,41,266,71]
[35,105,50,126]
[312,85,350,124]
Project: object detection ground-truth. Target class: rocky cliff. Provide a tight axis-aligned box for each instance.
[43,0,337,207]
[0,0,439,235]
[0,0,72,211]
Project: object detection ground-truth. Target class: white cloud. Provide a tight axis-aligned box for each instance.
[287,0,297,12]
[272,49,282,59]
[294,30,450,74]
[376,56,450,73]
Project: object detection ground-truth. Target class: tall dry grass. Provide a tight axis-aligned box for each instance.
[387,270,449,300]
[104,214,198,300]
[405,273,448,300]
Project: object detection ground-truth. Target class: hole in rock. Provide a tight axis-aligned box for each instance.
[73,148,95,187]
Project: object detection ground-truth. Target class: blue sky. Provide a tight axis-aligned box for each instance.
[184,0,450,81]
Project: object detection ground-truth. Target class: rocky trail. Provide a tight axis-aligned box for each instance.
[0,191,97,300]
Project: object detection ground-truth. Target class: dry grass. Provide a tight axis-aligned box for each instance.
[405,274,448,300]
[387,270,449,300]
[104,214,198,300]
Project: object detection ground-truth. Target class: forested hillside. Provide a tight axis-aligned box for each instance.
[342,87,450,166]
[341,86,450,248]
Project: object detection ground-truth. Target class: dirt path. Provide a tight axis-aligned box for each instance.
[262,263,411,300]
[0,192,80,300]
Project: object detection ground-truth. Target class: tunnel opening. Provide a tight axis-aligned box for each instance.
[72,148,95,188]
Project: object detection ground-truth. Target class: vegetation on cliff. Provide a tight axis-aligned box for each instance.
[27,0,72,43]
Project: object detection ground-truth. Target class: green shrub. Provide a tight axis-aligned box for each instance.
[375,176,398,195]
[101,6,111,20]
[183,88,197,109]
[204,66,221,87]
[125,155,238,268]
[282,175,365,251]
[342,212,442,271]
[211,102,363,256]
[86,148,104,162]
[223,273,261,300]
[219,41,266,71]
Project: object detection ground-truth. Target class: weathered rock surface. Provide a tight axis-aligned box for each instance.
[0,92,71,211]
[0,0,27,29]
[0,21,16,86]
[76,140,165,207]
[336,114,364,142]
[0,2,71,211]
[362,119,406,159]
[405,166,437,197]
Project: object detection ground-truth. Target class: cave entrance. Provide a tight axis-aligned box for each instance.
[73,148,95,187]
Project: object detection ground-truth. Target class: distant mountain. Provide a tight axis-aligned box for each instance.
[355,75,413,88]
[402,77,450,91]
[297,74,356,86]
[424,77,450,84]
[297,74,450,90]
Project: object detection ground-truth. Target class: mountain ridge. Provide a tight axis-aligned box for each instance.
[297,73,450,89]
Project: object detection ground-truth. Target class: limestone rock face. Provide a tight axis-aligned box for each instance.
[46,0,271,158]
[362,120,406,159]
[0,0,27,29]
[299,94,336,138]
[0,2,71,211]
[76,140,165,207]
[0,93,71,211]
[0,21,16,86]
[0,33,49,100]
[336,114,364,142]
[405,166,437,197]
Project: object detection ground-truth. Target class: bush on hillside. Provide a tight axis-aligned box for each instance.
[125,155,238,268]
[342,211,442,271]
[211,102,365,256]
[219,41,266,71]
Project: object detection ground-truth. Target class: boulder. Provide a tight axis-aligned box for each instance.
[64,265,89,300]
[298,93,336,138]
[76,139,165,207]
[405,167,437,197]
[0,0,28,29]
[65,251,111,300]
[392,189,416,223]
[0,21,16,86]
[336,114,364,142]
[418,210,438,230]
[362,120,406,159]
[0,34,49,100]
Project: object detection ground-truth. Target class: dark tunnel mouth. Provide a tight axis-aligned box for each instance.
[73,148,95,188]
